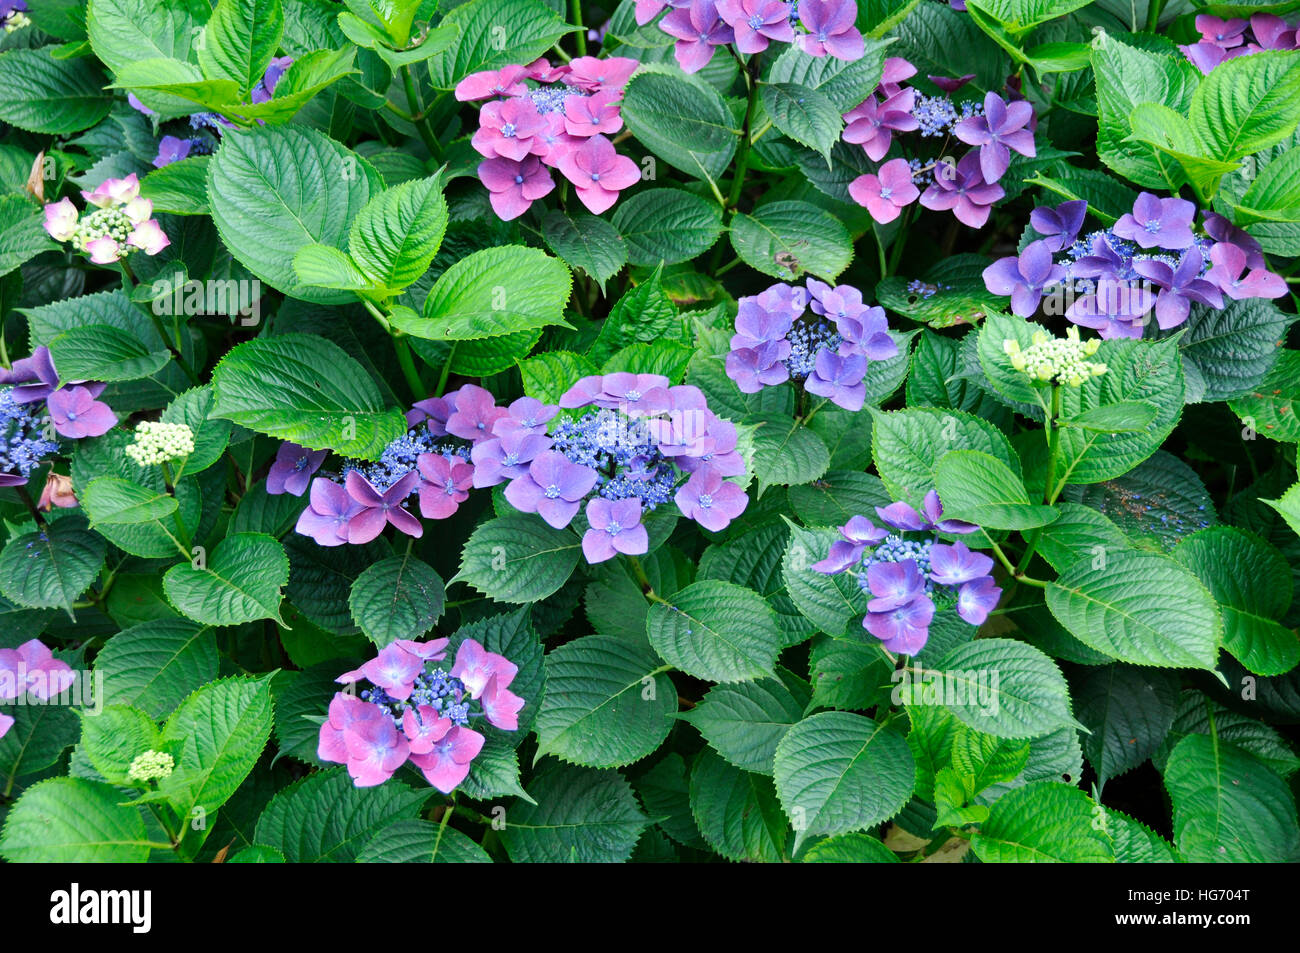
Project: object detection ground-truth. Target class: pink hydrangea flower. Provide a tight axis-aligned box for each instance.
[848,157,920,223]
[0,639,76,701]
[478,155,556,221]
[409,725,485,793]
[556,135,640,214]
[450,638,519,698]
[416,452,474,519]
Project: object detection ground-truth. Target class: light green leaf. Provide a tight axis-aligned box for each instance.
[971,782,1114,862]
[82,477,178,527]
[0,778,149,862]
[934,449,1058,530]
[729,200,853,283]
[163,532,289,626]
[200,0,285,94]
[452,513,581,604]
[646,580,784,683]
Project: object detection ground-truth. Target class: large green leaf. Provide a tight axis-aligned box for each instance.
[542,211,627,288]
[348,554,445,648]
[680,670,810,774]
[82,477,179,527]
[452,513,582,603]
[207,125,382,303]
[646,580,784,683]
[729,200,853,283]
[86,0,210,75]
[970,782,1114,862]
[1074,664,1180,786]
[0,518,106,614]
[610,189,722,267]
[870,406,1019,508]
[500,764,650,862]
[1164,734,1300,862]
[93,618,220,718]
[620,70,738,183]
[760,81,843,164]
[0,778,150,862]
[934,449,1058,530]
[689,749,789,862]
[1046,549,1222,669]
[0,48,113,134]
[346,173,448,293]
[534,635,675,768]
[773,711,914,849]
[357,819,491,863]
[48,324,170,383]
[210,333,406,459]
[162,532,289,626]
[200,0,284,93]
[426,0,574,89]
[1190,50,1300,161]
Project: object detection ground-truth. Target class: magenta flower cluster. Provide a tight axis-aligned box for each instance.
[486,372,750,559]
[291,384,515,545]
[0,639,76,741]
[642,0,864,74]
[844,58,1035,228]
[459,57,641,219]
[724,278,897,411]
[812,492,1001,655]
[319,638,523,792]
[983,194,1287,339]
[1181,14,1298,73]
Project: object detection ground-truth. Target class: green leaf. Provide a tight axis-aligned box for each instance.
[47,324,170,383]
[519,350,601,404]
[156,675,274,827]
[210,333,406,459]
[452,513,581,603]
[254,766,429,862]
[0,518,106,613]
[357,819,491,863]
[782,523,872,641]
[1053,335,1185,486]
[348,554,445,648]
[773,711,914,850]
[729,200,853,283]
[749,413,831,492]
[965,0,1093,34]
[801,831,898,862]
[346,173,448,293]
[0,48,113,134]
[764,39,889,112]
[870,406,1019,508]
[1238,147,1300,222]
[1034,501,1135,575]
[1180,299,1292,404]
[1061,401,1160,433]
[620,69,738,183]
[699,522,815,645]
[78,705,161,786]
[0,778,149,862]
[534,635,675,768]
[200,0,285,94]
[1126,102,1241,195]
[426,0,575,90]
[761,82,843,165]
[82,477,178,527]
[970,782,1114,862]
[293,243,371,291]
[689,749,789,862]
[110,58,242,113]
[1075,664,1179,785]
[1106,809,1177,863]
[207,125,383,304]
[1190,50,1300,162]
[500,764,650,862]
[1091,31,1201,190]
[934,449,1058,530]
[646,580,784,683]
[610,188,722,267]
[680,670,810,775]
[903,639,1079,740]
[220,47,359,123]
[542,211,627,288]
[788,470,892,528]
[949,724,1030,796]
[163,532,289,626]
[141,157,212,215]
[1263,481,1300,538]
[449,607,546,741]
[1046,549,1222,669]
[393,245,571,341]
[1165,734,1300,862]
[86,0,209,76]
[93,619,220,718]
[1230,350,1300,443]
[1174,526,1299,676]
[160,386,233,480]
[1156,690,1300,780]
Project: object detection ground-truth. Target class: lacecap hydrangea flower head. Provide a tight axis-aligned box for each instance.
[1003,325,1107,388]
[124,421,195,466]
[724,279,897,411]
[319,637,524,793]
[43,174,170,264]
[813,491,1002,655]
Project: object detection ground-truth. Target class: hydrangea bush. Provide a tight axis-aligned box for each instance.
[0,0,1298,865]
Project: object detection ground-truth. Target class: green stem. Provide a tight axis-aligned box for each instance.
[1016,385,1062,575]
[160,461,192,551]
[392,335,425,401]
[626,553,653,594]
[570,0,587,56]
[985,531,1049,589]
[435,343,458,396]
[1146,0,1165,32]
[802,398,829,426]
[725,65,760,211]
[401,65,442,158]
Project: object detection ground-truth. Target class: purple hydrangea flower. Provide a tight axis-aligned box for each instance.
[1132,249,1224,329]
[469,428,553,488]
[805,349,867,411]
[675,467,747,532]
[1113,192,1197,250]
[956,576,1001,625]
[982,239,1067,317]
[504,449,599,528]
[563,89,624,138]
[416,452,474,519]
[1066,277,1157,340]
[296,477,365,546]
[495,395,559,436]
[446,384,509,443]
[919,151,1005,228]
[928,540,994,586]
[1030,199,1088,253]
[1195,14,1248,47]
[266,442,328,496]
[795,0,864,60]
[2,345,60,405]
[472,97,550,160]
[1202,212,1266,269]
[46,386,115,439]
[343,469,423,543]
[864,560,926,612]
[661,0,734,73]
[556,134,641,215]
[1205,242,1287,300]
[409,725,485,793]
[953,92,1036,183]
[454,65,530,101]
[848,157,920,224]
[451,638,520,698]
[478,155,556,221]
[843,90,919,161]
[725,342,791,392]
[582,496,649,562]
[811,515,889,573]
[152,136,194,169]
[0,639,76,701]
[864,595,934,654]
[480,674,526,731]
[318,694,405,787]
[716,0,795,53]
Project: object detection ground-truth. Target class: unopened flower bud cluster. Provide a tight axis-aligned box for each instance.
[125,421,195,466]
[126,749,174,783]
[1003,326,1107,387]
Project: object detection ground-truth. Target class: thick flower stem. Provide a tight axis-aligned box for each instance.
[1015,385,1062,574]
[570,0,587,56]
[401,65,442,159]
[392,335,426,401]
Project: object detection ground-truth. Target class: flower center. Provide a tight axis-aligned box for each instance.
[514,174,525,184]
[500,122,517,137]
[545,484,561,499]
[606,520,623,535]
[590,171,601,182]
[697,493,713,508]
[879,186,893,200]
[748,13,765,28]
